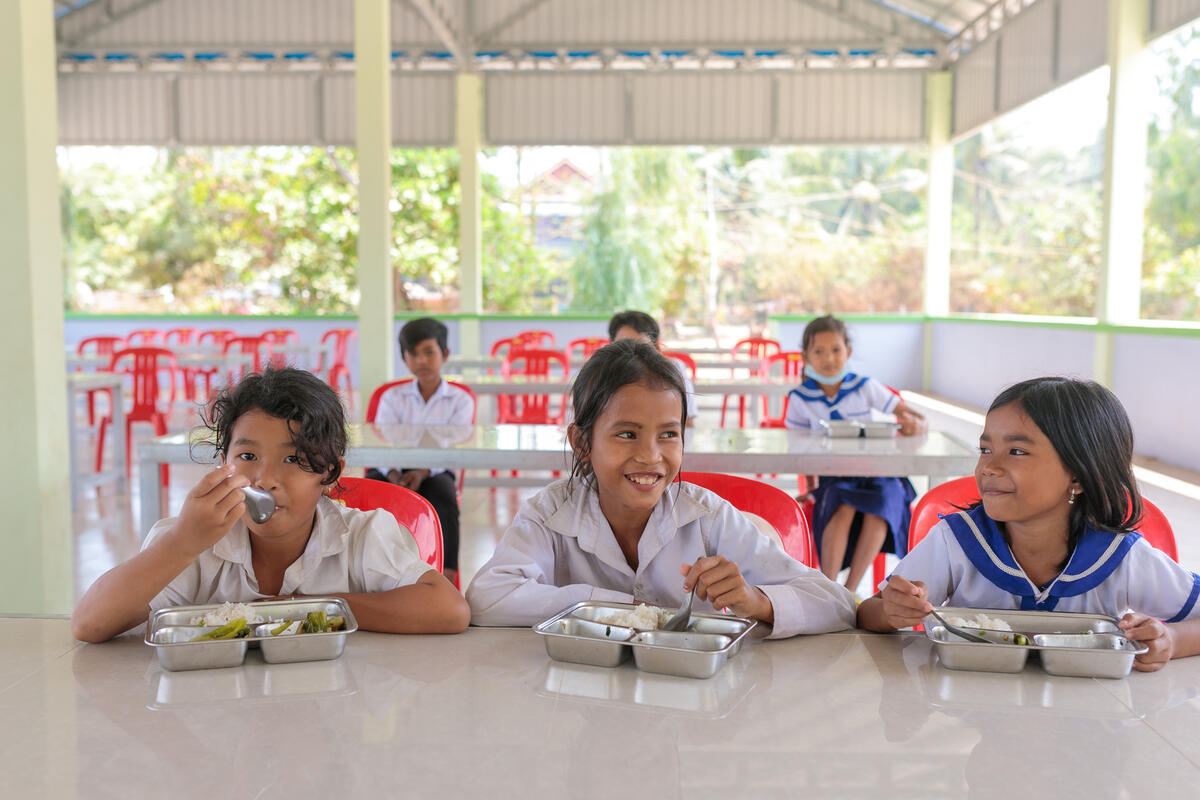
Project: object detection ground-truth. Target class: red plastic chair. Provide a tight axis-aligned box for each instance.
[76,336,124,425]
[721,337,782,427]
[222,335,269,386]
[759,351,805,428]
[191,329,237,401]
[514,330,555,348]
[95,347,178,483]
[162,328,196,347]
[329,477,443,572]
[366,378,477,499]
[261,328,300,368]
[679,472,817,568]
[497,348,570,425]
[567,337,608,361]
[908,476,1179,562]
[125,329,162,346]
[661,351,697,381]
[315,329,357,412]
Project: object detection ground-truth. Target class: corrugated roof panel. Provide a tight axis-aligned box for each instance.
[953,36,997,136]
[486,74,627,144]
[777,71,925,143]
[392,75,456,145]
[1151,0,1200,36]
[321,74,355,145]
[1057,0,1108,84]
[58,74,172,144]
[177,74,314,144]
[631,73,772,144]
[996,0,1055,113]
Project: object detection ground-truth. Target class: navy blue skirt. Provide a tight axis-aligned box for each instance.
[812,476,916,571]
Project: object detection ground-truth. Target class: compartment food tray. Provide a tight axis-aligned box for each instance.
[923,607,1146,679]
[146,598,358,672]
[535,601,757,680]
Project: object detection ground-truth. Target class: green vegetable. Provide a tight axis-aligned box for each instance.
[271,620,294,636]
[189,618,248,642]
[1014,634,1030,646]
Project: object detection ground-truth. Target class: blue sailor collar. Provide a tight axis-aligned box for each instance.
[793,372,869,407]
[944,505,1141,611]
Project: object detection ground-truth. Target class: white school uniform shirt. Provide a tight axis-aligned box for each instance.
[889,514,1200,621]
[373,378,474,475]
[670,360,699,420]
[784,373,899,430]
[145,495,432,610]
[465,477,857,638]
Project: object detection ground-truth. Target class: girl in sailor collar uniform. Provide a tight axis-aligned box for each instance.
[466,339,856,638]
[784,315,927,594]
[858,377,1200,672]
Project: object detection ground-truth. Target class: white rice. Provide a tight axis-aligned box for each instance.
[190,602,264,627]
[596,604,674,630]
[942,613,1012,631]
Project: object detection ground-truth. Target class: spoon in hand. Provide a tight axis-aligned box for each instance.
[240,486,276,524]
[928,609,992,644]
[661,586,696,632]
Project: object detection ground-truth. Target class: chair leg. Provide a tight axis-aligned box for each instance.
[95,417,110,472]
[872,552,887,589]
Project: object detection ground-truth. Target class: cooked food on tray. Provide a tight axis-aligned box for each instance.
[188,618,252,641]
[189,602,265,627]
[594,604,674,631]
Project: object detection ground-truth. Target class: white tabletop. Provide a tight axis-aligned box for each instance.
[447,374,796,396]
[6,619,1198,798]
[135,424,976,536]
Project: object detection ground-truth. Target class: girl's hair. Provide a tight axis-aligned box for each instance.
[801,314,850,353]
[988,377,1142,548]
[198,366,347,486]
[568,338,687,483]
[607,310,661,345]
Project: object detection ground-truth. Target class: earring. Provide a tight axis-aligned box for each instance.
[1067,488,1076,505]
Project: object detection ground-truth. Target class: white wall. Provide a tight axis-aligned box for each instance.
[773,318,925,391]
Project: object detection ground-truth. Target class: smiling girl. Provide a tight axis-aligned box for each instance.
[71,367,469,642]
[466,339,856,638]
[856,377,1200,671]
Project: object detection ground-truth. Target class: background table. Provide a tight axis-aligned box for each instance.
[6,619,1199,798]
[136,424,976,536]
[67,372,125,509]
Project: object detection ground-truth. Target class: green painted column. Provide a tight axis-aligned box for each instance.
[355,0,393,418]
[456,73,483,356]
[0,0,72,613]
[923,71,953,392]
[1095,0,1151,386]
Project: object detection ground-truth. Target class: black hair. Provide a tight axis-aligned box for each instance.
[987,377,1142,555]
[608,310,661,346]
[399,317,449,357]
[801,314,850,353]
[567,339,687,484]
[197,366,347,485]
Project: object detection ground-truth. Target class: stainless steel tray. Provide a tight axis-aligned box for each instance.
[818,419,863,438]
[534,601,757,679]
[859,421,900,438]
[923,607,1145,679]
[146,598,358,672]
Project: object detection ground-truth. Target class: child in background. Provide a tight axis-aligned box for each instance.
[858,377,1200,672]
[466,339,856,637]
[71,366,469,642]
[785,314,927,593]
[608,310,697,425]
[367,317,473,586]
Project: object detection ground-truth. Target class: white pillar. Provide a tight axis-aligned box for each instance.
[456,73,483,356]
[0,0,72,613]
[1095,0,1151,385]
[355,0,393,417]
[923,71,953,392]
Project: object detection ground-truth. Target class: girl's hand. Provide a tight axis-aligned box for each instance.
[880,574,932,629]
[167,466,250,557]
[679,557,773,624]
[398,469,429,491]
[1120,612,1174,672]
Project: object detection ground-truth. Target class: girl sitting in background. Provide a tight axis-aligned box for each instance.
[857,377,1200,672]
[466,339,856,637]
[785,314,927,593]
[71,366,469,642]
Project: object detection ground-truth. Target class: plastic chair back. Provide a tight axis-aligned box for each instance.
[567,337,609,360]
[110,347,178,415]
[329,477,442,571]
[125,328,162,346]
[759,351,805,428]
[679,471,817,568]
[908,476,1179,562]
[498,348,570,424]
[262,328,300,368]
[163,328,196,347]
[77,335,124,363]
[514,330,555,348]
[661,351,697,380]
[317,329,356,408]
[222,335,268,384]
[366,379,477,425]
[198,329,237,348]
[721,337,783,427]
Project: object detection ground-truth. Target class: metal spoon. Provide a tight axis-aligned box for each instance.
[928,609,992,644]
[661,586,696,632]
[240,486,276,524]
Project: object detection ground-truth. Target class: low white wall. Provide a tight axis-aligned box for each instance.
[773,318,925,391]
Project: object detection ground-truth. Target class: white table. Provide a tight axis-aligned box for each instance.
[136,424,976,536]
[6,619,1199,798]
[67,372,126,508]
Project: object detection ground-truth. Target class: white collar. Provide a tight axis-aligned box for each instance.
[211,495,352,566]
